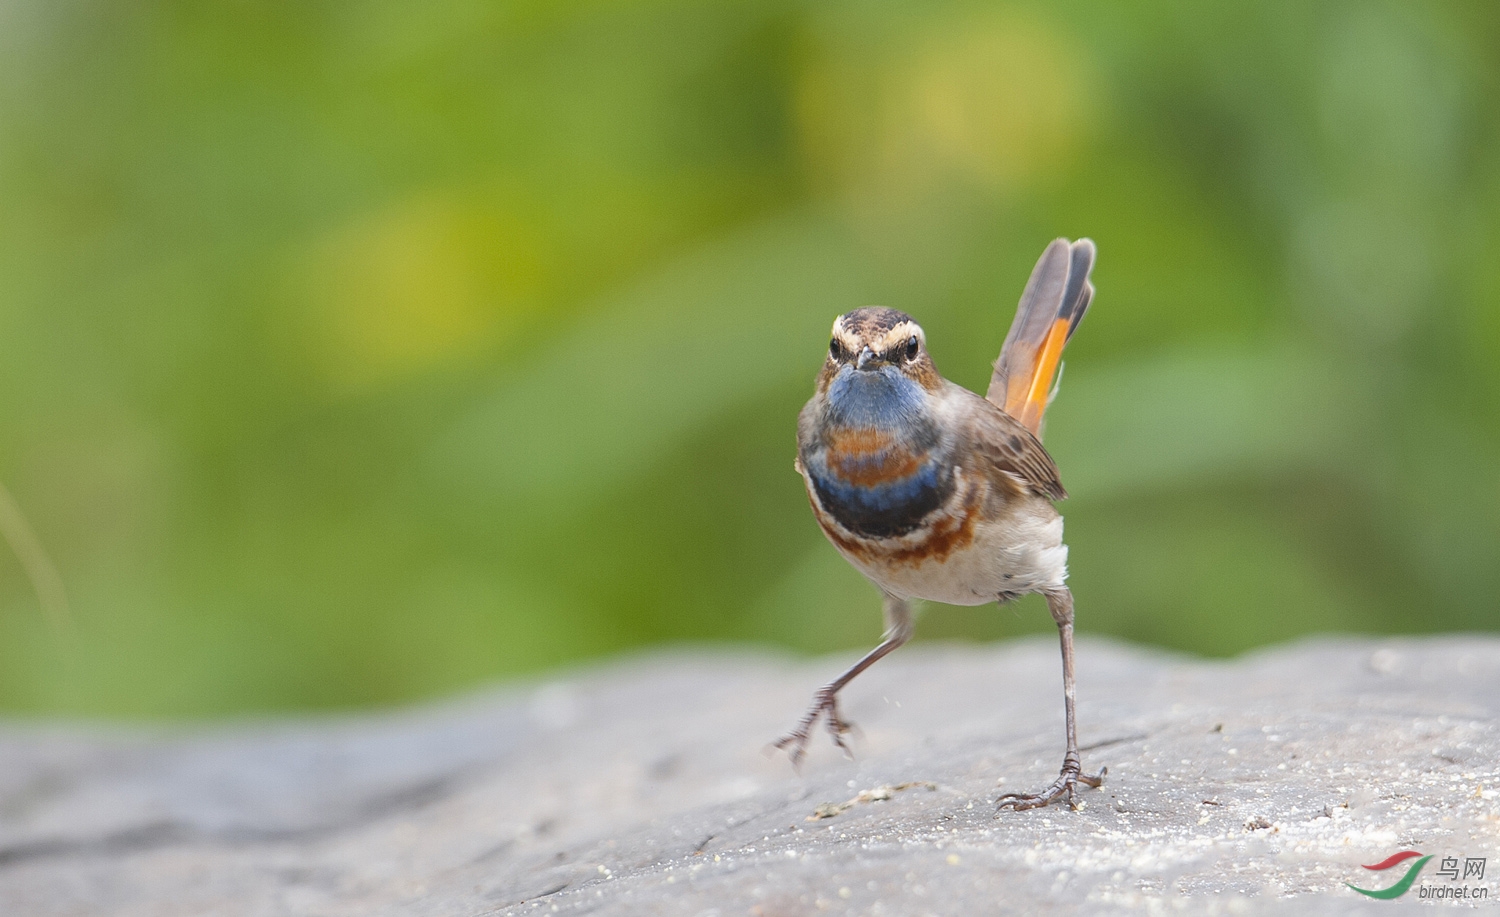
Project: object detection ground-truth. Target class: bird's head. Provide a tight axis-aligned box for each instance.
[815,307,944,430]
[820,307,941,393]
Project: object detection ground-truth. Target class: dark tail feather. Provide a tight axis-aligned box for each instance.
[1059,239,1095,341]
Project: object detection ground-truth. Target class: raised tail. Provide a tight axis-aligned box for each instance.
[985,238,1095,438]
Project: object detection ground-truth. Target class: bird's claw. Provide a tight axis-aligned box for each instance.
[772,688,855,768]
[995,759,1106,812]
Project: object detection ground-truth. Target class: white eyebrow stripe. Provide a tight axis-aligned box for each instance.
[830,314,925,354]
[882,322,924,346]
[831,322,862,345]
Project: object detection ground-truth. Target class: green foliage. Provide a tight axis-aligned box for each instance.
[0,0,1496,716]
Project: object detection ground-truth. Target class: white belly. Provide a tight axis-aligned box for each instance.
[833,501,1069,606]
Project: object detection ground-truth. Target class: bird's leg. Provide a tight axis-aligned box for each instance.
[774,594,913,768]
[996,587,1106,811]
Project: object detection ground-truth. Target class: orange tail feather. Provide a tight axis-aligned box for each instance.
[987,238,1095,439]
[1014,317,1071,434]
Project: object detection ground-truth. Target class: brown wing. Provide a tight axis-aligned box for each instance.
[962,390,1067,501]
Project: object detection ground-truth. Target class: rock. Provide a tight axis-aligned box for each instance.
[1,636,1498,915]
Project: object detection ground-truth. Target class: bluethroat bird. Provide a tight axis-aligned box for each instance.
[776,238,1104,811]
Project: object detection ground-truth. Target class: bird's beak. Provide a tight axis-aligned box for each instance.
[856,345,876,370]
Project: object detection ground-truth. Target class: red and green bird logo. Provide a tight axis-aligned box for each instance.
[1347,851,1431,899]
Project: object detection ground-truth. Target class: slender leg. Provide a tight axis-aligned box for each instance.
[774,594,913,767]
[996,587,1106,811]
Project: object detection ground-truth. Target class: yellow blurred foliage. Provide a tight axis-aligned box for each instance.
[797,11,1092,207]
[294,193,548,391]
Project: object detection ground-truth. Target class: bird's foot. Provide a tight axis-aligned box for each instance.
[771,687,855,768]
[995,756,1105,812]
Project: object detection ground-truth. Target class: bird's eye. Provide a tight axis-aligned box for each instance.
[905,336,920,361]
[829,338,841,360]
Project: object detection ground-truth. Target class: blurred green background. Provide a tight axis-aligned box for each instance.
[1,1,1497,717]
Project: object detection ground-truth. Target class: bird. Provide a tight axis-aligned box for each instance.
[775,237,1104,811]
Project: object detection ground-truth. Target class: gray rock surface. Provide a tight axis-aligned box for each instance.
[1,636,1498,915]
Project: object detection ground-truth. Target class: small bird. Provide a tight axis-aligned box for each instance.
[776,238,1104,811]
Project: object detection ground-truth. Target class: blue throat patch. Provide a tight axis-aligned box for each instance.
[808,367,952,537]
[824,366,926,429]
